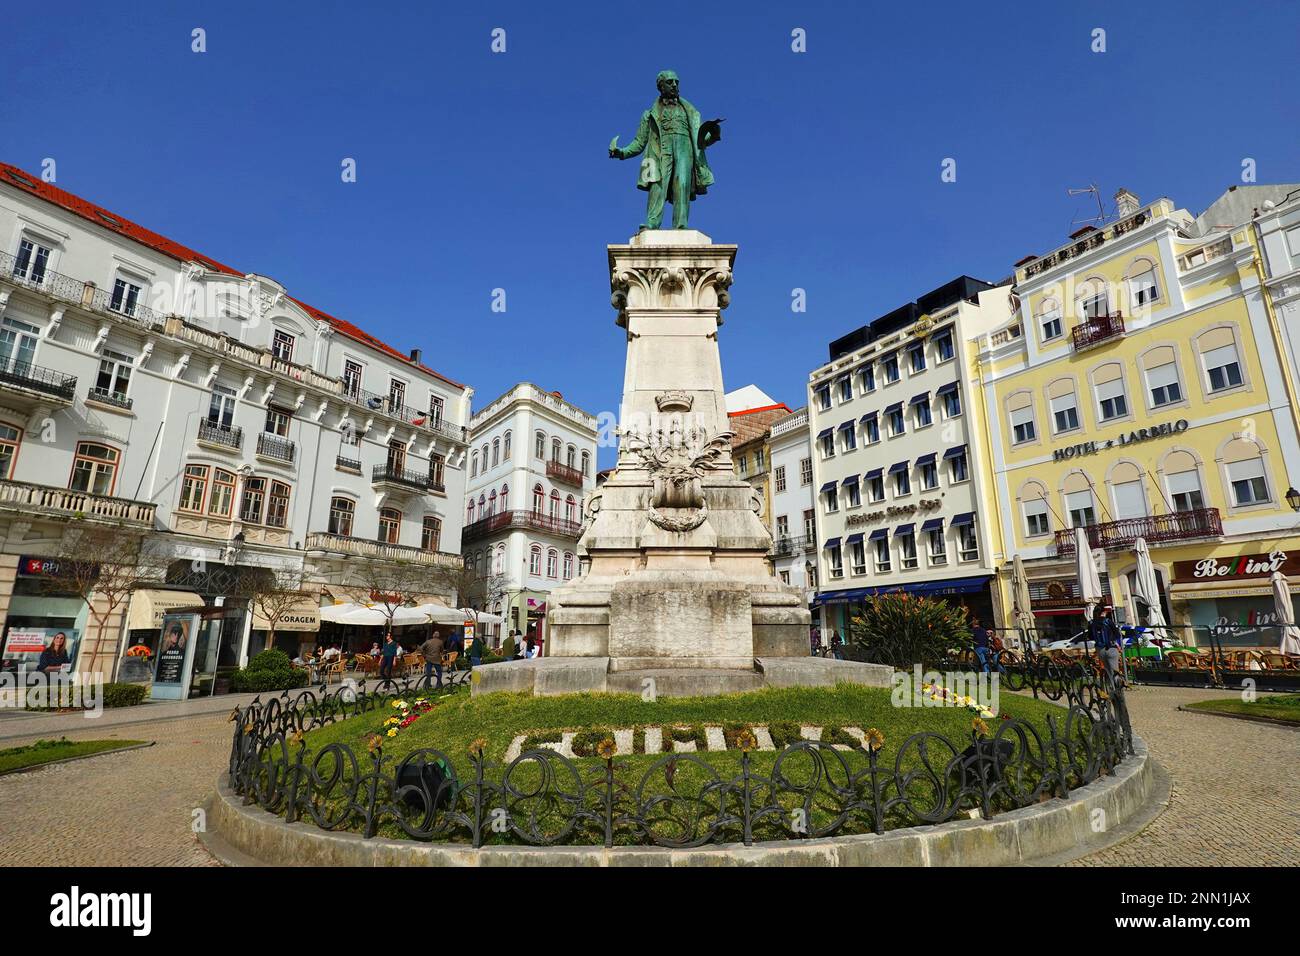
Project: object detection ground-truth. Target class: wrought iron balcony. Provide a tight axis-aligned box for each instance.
[371,463,434,492]
[304,531,461,568]
[462,508,583,543]
[335,455,361,471]
[0,478,156,527]
[86,385,132,410]
[0,360,77,402]
[1055,507,1222,554]
[256,432,296,464]
[197,420,242,450]
[2,249,167,329]
[1071,313,1125,351]
[546,460,585,486]
[770,534,817,558]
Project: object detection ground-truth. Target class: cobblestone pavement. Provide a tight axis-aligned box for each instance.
[0,685,1293,866]
[1071,684,1299,866]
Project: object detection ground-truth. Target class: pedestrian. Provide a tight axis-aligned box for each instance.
[810,628,822,657]
[378,633,399,680]
[830,631,844,660]
[368,642,381,658]
[971,617,991,673]
[516,631,528,660]
[469,632,485,668]
[420,629,446,689]
[1089,605,1124,687]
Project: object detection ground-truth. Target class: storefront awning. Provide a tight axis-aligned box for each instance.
[951,512,975,526]
[909,392,929,405]
[839,420,855,431]
[841,475,859,486]
[251,595,321,632]
[859,411,878,423]
[868,528,889,541]
[861,575,993,598]
[845,532,864,545]
[127,589,203,631]
[936,381,959,396]
[921,517,944,532]
[916,452,936,466]
[823,537,841,550]
[865,467,883,480]
[820,481,838,492]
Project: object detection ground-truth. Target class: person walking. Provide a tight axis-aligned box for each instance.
[1089,605,1124,688]
[469,632,485,668]
[378,633,400,681]
[971,618,991,673]
[830,631,844,660]
[420,630,446,689]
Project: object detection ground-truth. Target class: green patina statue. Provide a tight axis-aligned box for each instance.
[608,70,724,230]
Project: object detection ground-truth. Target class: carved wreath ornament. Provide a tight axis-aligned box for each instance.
[623,426,732,533]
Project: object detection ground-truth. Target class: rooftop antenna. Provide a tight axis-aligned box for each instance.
[1067,183,1111,228]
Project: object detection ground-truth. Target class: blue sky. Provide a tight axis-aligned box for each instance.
[3,0,1298,466]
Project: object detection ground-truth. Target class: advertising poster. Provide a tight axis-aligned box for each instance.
[151,613,197,700]
[0,627,81,673]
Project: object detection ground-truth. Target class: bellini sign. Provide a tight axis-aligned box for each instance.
[1052,419,1189,462]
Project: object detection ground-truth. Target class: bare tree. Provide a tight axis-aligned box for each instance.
[44,523,164,678]
[232,565,314,657]
[355,558,434,637]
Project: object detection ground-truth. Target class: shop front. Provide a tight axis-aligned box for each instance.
[249,595,321,659]
[1026,574,1116,644]
[812,574,995,644]
[1169,547,1300,648]
[0,555,89,675]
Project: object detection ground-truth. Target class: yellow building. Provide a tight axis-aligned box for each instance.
[976,188,1300,648]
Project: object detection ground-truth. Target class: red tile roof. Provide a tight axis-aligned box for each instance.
[0,162,465,390]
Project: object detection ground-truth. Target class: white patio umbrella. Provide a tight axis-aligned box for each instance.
[1075,528,1103,646]
[410,603,469,626]
[1270,571,1300,656]
[1011,554,1036,650]
[1132,537,1168,637]
[319,602,432,627]
[463,609,505,625]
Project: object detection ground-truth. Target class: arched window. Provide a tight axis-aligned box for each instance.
[581,451,590,476]
[1047,378,1080,435]
[546,548,559,578]
[1140,346,1183,410]
[1091,363,1129,423]
[470,451,479,477]
[478,494,486,518]
[529,545,542,576]
[551,438,562,462]
[492,545,505,575]
[503,430,512,460]
[500,483,509,511]
[70,442,119,495]
[492,438,500,467]
[532,484,544,514]
[549,489,561,518]
[378,507,401,544]
[1108,461,1146,520]
[1018,480,1051,538]
[562,552,574,580]
[1075,276,1109,320]
[1162,451,1205,512]
[1062,472,1096,529]
[481,443,489,471]
[1222,437,1271,508]
[329,496,355,536]
[1126,260,1160,309]
[421,516,441,552]
[488,489,497,515]
[1036,297,1063,342]
[535,431,546,459]
[566,445,576,469]
[565,494,577,523]
[1007,391,1037,446]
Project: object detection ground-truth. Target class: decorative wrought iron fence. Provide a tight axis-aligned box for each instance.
[226,663,1132,849]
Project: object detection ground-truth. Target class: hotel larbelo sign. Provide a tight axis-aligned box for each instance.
[1052,418,1189,462]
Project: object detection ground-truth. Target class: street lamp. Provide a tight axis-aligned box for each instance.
[1286,486,1300,512]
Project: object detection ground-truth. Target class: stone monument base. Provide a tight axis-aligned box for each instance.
[471,656,893,699]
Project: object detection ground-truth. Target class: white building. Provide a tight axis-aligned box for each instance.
[0,161,470,682]
[461,384,597,647]
[767,406,817,608]
[806,277,1010,641]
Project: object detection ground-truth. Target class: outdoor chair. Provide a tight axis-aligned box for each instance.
[1260,651,1300,671]
[1166,651,1193,670]
[324,659,347,684]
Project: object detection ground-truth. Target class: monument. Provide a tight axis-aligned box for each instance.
[473,72,889,697]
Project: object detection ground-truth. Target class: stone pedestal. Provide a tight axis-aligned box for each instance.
[540,230,811,689]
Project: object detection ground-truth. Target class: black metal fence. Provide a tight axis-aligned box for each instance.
[226,662,1133,849]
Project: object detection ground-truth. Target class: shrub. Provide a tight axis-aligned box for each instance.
[247,649,294,673]
[101,682,148,708]
[849,593,972,668]
[768,720,803,748]
[230,651,308,693]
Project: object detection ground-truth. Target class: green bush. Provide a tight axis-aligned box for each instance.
[768,720,803,748]
[849,593,972,668]
[101,682,148,708]
[230,651,308,693]
[247,649,294,673]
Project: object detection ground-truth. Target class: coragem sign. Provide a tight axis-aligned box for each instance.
[1052,419,1189,462]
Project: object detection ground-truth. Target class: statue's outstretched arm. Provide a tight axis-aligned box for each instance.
[611,111,650,159]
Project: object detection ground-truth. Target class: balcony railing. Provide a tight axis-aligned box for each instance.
[462,509,583,543]
[0,360,77,402]
[256,432,296,464]
[335,455,361,471]
[546,460,585,486]
[198,420,242,450]
[304,531,461,568]
[340,385,468,445]
[1055,507,1222,554]
[371,463,434,492]
[1070,313,1125,351]
[87,385,132,410]
[771,534,817,558]
[2,249,167,329]
[0,478,156,527]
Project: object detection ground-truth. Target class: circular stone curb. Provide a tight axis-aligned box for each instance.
[206,736,1156,867]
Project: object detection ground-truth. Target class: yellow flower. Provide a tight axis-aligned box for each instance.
[386,728,397,737]
[289,730,304,747]
[973,718,990,738]
[596,737,617,759]
[469,737,488,756]
[865,728,885,751]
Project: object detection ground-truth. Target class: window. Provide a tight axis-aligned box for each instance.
[422,516,442,552]
[470,451,479,477]
[266,481,291,528]
[825,487,839,513]
[874,537,891,573]
[535,431,546,458]
[376,508,400,544]
[430,395,445,425]
[329,497,355,536]
[581,450,590,475]
[69,442,118,495]
[819,432,835,459]
[487,490,497,516]
[867,473,885,502]
[1078,285,1109,320]
[387,439,406,473]
[1038,301,1063,341]
[207,385,237,429]
[908,344,925,373]
[1147,360,1182,407]
[492,546,505,575]
[1051,393,1080,433]
[899,532,917,570]
[1066,490,1096,528]
[1095,369,1128,422]
[343,360,363,398]
[828,545,843,579]
[860,365,876,392]
[178,464,208,512]
[94,348,133,402]
[429,453,445,486]
[775,465,787,492]
[529,546,542,576]
[756,448,765,469]
[389,379,406,412]
[935,330,955,362]
[1128,263,1159,308]
[532,484,544,514]
[864,417,880,443]
[816,385,832,411]
[546,549,559,578]
[1227,457,1270,506]
[1024,496,1050,537]
[949,449,969,482]
[0,316,38,373]
[12,238,51,283]
[552,438,562,462]
[109,277,142,317]
[549,489,561,519]
[566,445,577,469]
[563,552,574,580]
[799,457,813,485]
[1112,477,1145,520]
[500,484,509,510]
[841,427,856,452]
[851,541,867,575]
[239,477,266,523]
[928,529,947,565]
[737,453,748,474]
[888,407,905,436]
[776,515,789,537]
[882,354,900,383]
[920,461,938,490]
[209,468,235,517]
[467,499,476,524]
[914,398,932,428]
[838,377,852,402]
[265,407,291,436]
[803,509,816,540]
[0,423,19,478]
[492,438,500,468]
[846,481,861,508]
[1010,403,1036,444]
[779,570,790,584]
[942,388,962,418]
[1204,342,1244,392]
[1167,469,1204,512]
[271,330,295,363]
[958,524,979,561]
[565,495,577,523]
[894,469,911,497]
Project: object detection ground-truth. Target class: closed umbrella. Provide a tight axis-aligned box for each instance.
[1132,537,1168,638]
[1270,571,1300,656]
[1011,554,1036,650]
[1075,528,1103,647]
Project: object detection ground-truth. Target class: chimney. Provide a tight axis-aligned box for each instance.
[409,348,422,364]
[1114,188,1140,217]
